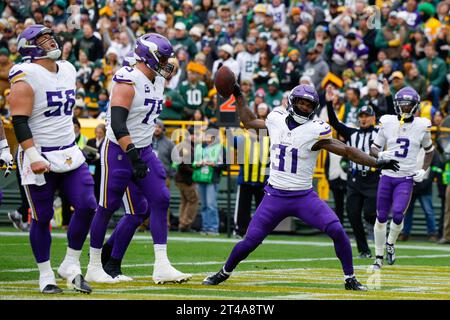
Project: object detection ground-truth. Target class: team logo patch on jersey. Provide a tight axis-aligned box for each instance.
[118,155,123,161]
[65,156,73,167]
[145,84,150,93]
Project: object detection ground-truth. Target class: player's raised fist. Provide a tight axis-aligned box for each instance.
[325,85,334,102]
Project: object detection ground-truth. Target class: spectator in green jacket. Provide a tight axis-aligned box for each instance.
[160,82,185,121]
[375,11,407,60]
[179,70,209,120]
[172,21,198,60]
[405,63,428,101]
[417,42,447,109]
[265,78,284,110]
[389,71,407,95]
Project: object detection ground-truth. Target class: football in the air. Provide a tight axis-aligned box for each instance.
[214,65,236,99]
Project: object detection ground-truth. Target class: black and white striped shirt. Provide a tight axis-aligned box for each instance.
[326,101,379,173]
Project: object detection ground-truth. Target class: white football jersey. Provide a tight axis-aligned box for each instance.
[268,4,286,25]
[266,107,332,190]
[236,51,260,81]
[8,60,77,147]
[373,115,432,177]
[106,66,165,148]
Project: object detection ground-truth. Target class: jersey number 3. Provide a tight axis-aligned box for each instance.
[395,138,410,158]
[45,90,75,117]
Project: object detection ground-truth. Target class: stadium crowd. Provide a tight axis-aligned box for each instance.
[0,0,450,243]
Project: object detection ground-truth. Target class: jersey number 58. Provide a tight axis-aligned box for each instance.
[45,90,75,117]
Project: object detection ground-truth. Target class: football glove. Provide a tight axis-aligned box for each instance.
[126,144,149,180]
[413,169,427,183]
[0,147,13,178]
[376,159,400,172]
[377,150,396,161]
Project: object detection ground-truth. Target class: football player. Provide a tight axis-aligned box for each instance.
[86,34,191,284]
[203,84,399,290]
[370,87,434,269]
[8,25,96,294]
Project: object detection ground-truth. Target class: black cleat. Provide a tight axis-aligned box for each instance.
[70,274,92,294]
[345,277,368,291]
[104,257,123,279]
[101,242,113,267]
[386,243,396,265]
[41,284,63,294]
[202,268,230,285]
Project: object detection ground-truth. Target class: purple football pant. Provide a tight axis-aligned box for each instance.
[376,175,414,224]
[224,185,354,276]
[24,163,96,263]
[90,140,169,251]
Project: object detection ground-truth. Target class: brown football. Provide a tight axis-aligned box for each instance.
[214,65,236,99]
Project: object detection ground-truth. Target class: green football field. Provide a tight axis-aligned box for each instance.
[1,227,450,300]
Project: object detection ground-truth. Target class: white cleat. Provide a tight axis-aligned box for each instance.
[57,261,81,280]
[85,264,119,283]
[152,264,192,284]
[114,274,134,282]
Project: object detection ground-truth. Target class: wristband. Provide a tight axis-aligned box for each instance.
[25,146,46,164]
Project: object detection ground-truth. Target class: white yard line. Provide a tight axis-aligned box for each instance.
[1,254,450,275]
[1,231,450,252]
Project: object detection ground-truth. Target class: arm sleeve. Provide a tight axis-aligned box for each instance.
[386,95,396,115]
[326,101,355,141]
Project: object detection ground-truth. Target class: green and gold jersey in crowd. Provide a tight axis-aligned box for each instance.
[179,80,209,114]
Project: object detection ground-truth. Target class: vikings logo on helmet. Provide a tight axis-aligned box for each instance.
[394,87,420,119]
[287,84,320,125]
[134,33,175,79]
[17,24,61,61]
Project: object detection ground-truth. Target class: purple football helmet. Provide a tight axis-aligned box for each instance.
[394,87,420,118]
[17,24,61,61]
[134,33,174,79]
[122,51,137,67]
[287,84,320,124]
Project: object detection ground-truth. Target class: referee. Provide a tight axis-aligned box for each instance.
[326,89,379,258]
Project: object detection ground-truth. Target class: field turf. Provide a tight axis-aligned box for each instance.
[1,227,450,300]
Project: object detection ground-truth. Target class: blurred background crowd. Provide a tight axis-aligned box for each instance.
[0,0,448,124]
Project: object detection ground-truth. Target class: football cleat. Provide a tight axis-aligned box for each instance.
[114,274,134,282]
[386,243,396,265]
[41,284,63,294]
[8,211,27,231]
[202,268,230,285]
[67,274,92,294]
[345,277,368,291]
[372,256,383,270]
[85,264,119,283]
[103,258,133,282]
[152,264,192,284]
[57,261,81,280]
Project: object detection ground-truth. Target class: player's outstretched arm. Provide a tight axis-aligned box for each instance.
[9,81,50,174]
[233,84,267,130]
[110,83,148,180]
[312,138,400,172]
